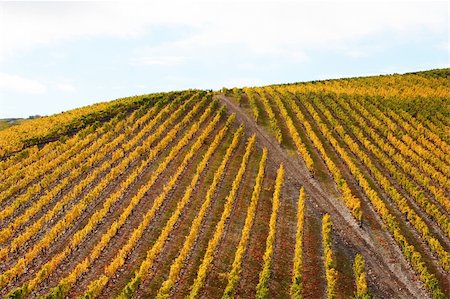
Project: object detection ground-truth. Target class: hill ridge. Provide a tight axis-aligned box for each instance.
[0,70,448,298]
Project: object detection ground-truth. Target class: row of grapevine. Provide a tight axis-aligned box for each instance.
[0,126,99,204]
[0,125,103,192]
[424,110,448,133]
[295,72,448,100]
[0,96,163,197]
[0,128,106,220]
[327,95,450,234]
[0,99,159,189]
[401,134,450,180]
[384,129,449,191]
[120,94,193,153]
[421,118,449,145]
[0,95,195,254]
[397,112,450,166]
[267,88,314,172]
[2,97,213,296]
[0,144,56,189]
[74,111,230,299]
[187,134,256,299]
[434,112,450,129]
[310,96,450,272]
[275,88,362,221]
[0,146,41,179]
[254,89,283,144]
[393,108,450,158]
[290,187,305,299]
[285,89,445,297]
[427,110,450,131]
[322,214,337,299]
[0,94,178,214]
[348,95,449,192]
[359,99,450,189]
[232,88,243,105]
[351,99,450,211]
[155,126,244,299]
[0,102,162,240]
[243,88,260,122]
[0,91,185,157]
[256,163,284,299]
[353,254,371,299]
[0,128,124,244]
[360,96,449,168]
[273,72,449,167]
[222,148,268,298]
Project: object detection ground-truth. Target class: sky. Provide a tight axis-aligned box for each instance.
[0,1,448,118]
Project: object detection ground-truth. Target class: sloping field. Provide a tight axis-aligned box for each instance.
[0,69,448,298]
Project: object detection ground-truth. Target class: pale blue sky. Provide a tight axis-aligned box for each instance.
[0,1,448,118]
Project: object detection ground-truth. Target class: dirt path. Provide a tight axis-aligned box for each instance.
[216,94,430,299]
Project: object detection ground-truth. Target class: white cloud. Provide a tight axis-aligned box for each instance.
[0,73,76,94]
[132,1,447,66]
[381,63,450,74]
[0,0,446,118]
[56,82,76,92]
[130,56,186,66]
[212,77,265,89]
[0,72,47,94]
[164,75,264,90]
[345,49,369,59]
[437,41,450,51]
[0,1,447,63]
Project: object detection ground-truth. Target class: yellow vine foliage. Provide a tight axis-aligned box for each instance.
[155,127,244,299]
[290,187,306,299]
[4,95,211,296]
[353,253,371,299]
[254,89,283,144]
[256,163,284,299]
[223,148,268,299]
[80,111,230,299]
[276,87,362,221]
[322,214,337,299]
[287,89,445,297]
[47,100,218,298]
[243,88,260,122]
[188,135,256,299]
[266,88,314,172]
[311,97,450,271]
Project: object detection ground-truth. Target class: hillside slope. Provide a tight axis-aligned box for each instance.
[0,69,449,298]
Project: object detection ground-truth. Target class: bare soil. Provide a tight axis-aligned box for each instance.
[217,94,432,298]
[200,149,259,298]
[170,139,246,298]
[2,94,446,299]
[37,105,214,298]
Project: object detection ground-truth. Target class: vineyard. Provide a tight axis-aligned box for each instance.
[0,69,448,298]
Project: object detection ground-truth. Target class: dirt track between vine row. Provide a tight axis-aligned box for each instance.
[216,94,431,298]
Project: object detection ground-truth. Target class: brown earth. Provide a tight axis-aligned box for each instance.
[216,94,431,299]
[1,93,443,298]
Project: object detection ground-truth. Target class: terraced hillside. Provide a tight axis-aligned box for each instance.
[0,69,448,298]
